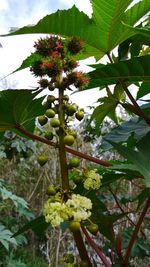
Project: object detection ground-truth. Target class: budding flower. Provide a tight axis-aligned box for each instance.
[83,169,102,190]
[43,193,92,228]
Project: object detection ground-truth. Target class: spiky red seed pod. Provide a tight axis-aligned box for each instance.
[67,37,83,54]
[38,79,49,88]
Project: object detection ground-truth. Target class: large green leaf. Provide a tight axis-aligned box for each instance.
[91,0,132,50]
[137,82,150,100]
[123,22,150,37]
[92,211,127,242]
[87,55,150,88]
[5,6,103,60]
[102,117,150,150]
[13,215,49,238]
[12,52,41,75]
[91,97,118,131]
[3,1,149,58]
[108,132,150,188]
[125,0,149,26]
[0,90,44,132]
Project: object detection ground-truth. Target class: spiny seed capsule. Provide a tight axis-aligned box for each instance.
[69,157,80,168]
[45,108,55,118]
[69,220,80,232]
[50,118,60,128]
[38,115,48,126]
[66,104,77,116]
[47,185,57,196]
[75,110,84,121]
[37,155,48,166]
[64,135,75,146]
[44,131,54,140]
[87,224,99,235]
[47,95,56,103]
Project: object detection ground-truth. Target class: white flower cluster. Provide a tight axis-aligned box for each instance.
[43,194,92,227]
[83,169,102,190]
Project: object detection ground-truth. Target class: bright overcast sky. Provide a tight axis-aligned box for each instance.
[0,0,140,108]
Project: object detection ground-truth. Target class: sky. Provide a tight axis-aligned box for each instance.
[0,0,140,108]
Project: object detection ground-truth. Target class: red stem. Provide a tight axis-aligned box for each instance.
[107,52,150,127]
[15,125,112,167]
[73,230,93,267]
[121,197,150,267]
[82,227,112,267]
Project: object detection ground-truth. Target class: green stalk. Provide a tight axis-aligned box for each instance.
[57,79,93,265]
[58,85,69,192]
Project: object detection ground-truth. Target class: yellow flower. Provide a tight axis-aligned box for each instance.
[83,169,102,190]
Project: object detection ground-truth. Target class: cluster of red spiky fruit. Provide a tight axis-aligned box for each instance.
[31,35,89,150]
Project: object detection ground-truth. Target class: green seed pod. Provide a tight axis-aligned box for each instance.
[75,110,84,121]
[47,95,56,103]
[45,108,56,118]
[44,131,54,140]
[37,155,48,166]
[38,115,48,126]
[69,220,80,232]
[50,118,60,128]
[69,157,80,168]
[64,135,75,146]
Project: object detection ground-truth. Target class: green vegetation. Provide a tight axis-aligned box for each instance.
[0,1,150,266]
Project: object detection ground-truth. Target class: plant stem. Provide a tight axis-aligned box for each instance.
[58,86,69,192]
[15,125,112,167]
[121,197,150,267]
[82,227,112,267]
[73,229,93,267]
[109,186,147,239]
[119,79,150,126]
[107,52,150,127]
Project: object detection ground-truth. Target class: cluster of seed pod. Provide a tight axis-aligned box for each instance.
[31,35,89,148]
[32,36,99,240]
[38,93,85,146]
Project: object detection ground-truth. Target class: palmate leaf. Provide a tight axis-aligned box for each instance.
[107,132,150,188]
[0,89,44,132]
[136,82,150,100]
[122,22,150,37]
[87,55,150,89]
[13,215,49,238]
[91,211,127,242]
[91,97,118,131]
[12,52,41,74]
[5,6,103,60]
[91,0,132,50]
[3,1,149,59]
[102,117,150,149]
[0,223,17,250]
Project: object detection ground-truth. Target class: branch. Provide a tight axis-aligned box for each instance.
[107,53,150,127]
[15,125,112,167]
[121,197,150,267]
[120,79,150,127]
[82,227,112,267]
[73,229,93,267]
[109,186,147,239]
